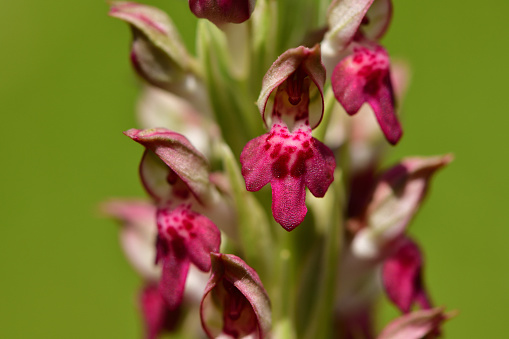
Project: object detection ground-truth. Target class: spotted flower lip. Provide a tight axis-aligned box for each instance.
[382,237,431,313]
[189,0,256,26]
[155,204,221,310]
[200,253,271,339]
[241,123,335,230]
[241,46,335,231]
[332,43,402,145]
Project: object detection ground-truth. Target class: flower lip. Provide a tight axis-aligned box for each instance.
[331,43,402,145]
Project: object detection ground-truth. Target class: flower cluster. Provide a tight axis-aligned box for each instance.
[104,0,455,338]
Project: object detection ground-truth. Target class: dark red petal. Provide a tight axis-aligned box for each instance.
[271,176,307,231]
[139,284,179,339]
[304,138,336,198]
[382,238,431,313]
[240,134,273,192]
[332,45,402,144]
[159,244,191,310]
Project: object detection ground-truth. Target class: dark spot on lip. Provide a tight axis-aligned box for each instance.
[271,154,290,178]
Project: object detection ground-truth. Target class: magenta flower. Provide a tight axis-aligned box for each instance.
[332,43,401,145]
[200,253,271,339]
[139,284,180,339]
[240,46,336,231]
[382,237,431,313]
[125,128,222,310]
[189,0,256,26]
[377,307,452,339]
[323,0,402,144]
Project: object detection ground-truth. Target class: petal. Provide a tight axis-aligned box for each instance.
[101,199,160,281]
[159,243,190,310]
[351,154,453,259]
[271,175,307,231]
[109,2,193,90]
[189,0,256,26]
[321,0,374,72]
[125,128,212,204]
[157,205,221,272]
[332,44,402,144]
[377,307,452,339]
[201,253,271,339]
[304,138,336,198]
[382,237,431,313]
[257,45,325,129]
[361,0,393,41]
[139,284,179,339]
[136,86,212,157]
[240,134,273,192]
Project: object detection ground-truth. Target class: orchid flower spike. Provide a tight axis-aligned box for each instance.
[240,46,336,231]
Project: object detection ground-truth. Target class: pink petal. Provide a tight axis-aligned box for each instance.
[157,205,221,272]
[139,284,179,339]
[377,307,451,339]
[101,199,160,281]
[332,44,402,145]
[351,154,452,259]
[382,238,431,313]
[361,0,393,40]
[304,138,336,198]
[189,0,256,25]
[125,128,211,204]
[240,134,273,192]
[240,124,335,230]
[159,241,190,310]
[271,176,307,231]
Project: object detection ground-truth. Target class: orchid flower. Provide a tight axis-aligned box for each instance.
[240,46,335,231]
[125,128,222,310]
[200,253,271,339]
[322,0,402,145]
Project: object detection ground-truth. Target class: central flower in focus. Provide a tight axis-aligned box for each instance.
[240,46,336,231]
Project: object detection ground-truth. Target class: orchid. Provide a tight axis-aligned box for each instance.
[105,1,455,338]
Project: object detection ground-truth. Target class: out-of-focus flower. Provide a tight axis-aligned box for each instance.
[350,154,453,260]
[200,253,271,339]
[331,44,401,145]
[139,284,180,339]
[240,46,335,231]
[377,307,453,339]
[189,0,256,26]
[382,237,431,313]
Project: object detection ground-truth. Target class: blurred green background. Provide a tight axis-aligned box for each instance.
[0,0,506,338]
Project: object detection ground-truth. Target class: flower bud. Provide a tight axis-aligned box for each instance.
[200,253,271,339]
[189,0,256,26]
